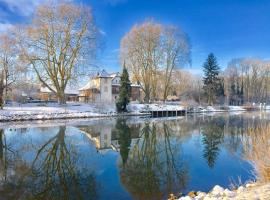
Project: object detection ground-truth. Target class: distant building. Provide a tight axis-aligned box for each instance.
[38,86,79,102]
[79,70,141,103]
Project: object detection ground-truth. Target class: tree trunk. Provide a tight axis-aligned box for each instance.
[0,89,4,109]
[57,90,66,105]
[144,93,150,104]
[0,130,3,161]
[144,86,151,103]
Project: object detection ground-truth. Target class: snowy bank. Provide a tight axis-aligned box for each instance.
[0,103,148,122]
[174,182,270,200]
[1,102,267,122]
[127,103,185,113]
[228,106,246,111]
[0,103,186,122]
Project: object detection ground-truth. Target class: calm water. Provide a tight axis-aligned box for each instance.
[0,112,269,200]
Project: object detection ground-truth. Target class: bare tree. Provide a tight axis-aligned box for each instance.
[120,20,162,103]
[160,26,191,101]
[19,2,98,104]
[0,34,17,109]
[120,20,191,103]
[170,70,202,104]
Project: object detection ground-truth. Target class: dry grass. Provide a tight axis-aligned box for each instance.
[244,125,270,183]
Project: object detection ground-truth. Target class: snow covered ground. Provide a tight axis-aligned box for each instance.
[0,102,187,121]
[127,103,185,113]
[228,106,246,111]
[0,103,118,121]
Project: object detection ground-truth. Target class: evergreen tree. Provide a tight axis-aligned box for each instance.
[202,53,221,105]
[116,66,131,112]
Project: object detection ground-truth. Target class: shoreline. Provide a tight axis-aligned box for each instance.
[175,182,270,200]
[0,109,268,123]
[0,103,269,122]
[0,110,151,122]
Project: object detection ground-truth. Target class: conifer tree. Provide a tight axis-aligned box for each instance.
[202,53,221,105]
[116,66,131,112]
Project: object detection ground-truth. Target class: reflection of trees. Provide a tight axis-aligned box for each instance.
[0,129,31,200]
[120,122,188,200]
[0,129,7,181]
[223,116,245,154]
[0,129,17,182]
[0,126,98,200]
[30,126,98,200]
[201,119,225,168]
[115,119,132,166]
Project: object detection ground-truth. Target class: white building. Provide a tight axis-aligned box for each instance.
[79,70,141,103]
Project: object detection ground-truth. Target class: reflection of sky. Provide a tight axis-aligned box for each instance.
[182,133,253,193]
[1,114,265,199]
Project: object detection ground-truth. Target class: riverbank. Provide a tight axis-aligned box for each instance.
[175,182,270,200]
[0,102,188,122]
[0,103,151,122]
[1,102,269,122]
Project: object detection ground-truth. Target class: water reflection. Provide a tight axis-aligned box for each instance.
[118,121,188,200]
[0,113,269,199]
[115,119,132,166]
[201,119,225,168]
[0,127,98,200]
[30,126,98,200]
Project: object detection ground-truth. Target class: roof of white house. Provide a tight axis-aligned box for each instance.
[109,72,121,79]
[79,80,98,91]
[96,69,111,78]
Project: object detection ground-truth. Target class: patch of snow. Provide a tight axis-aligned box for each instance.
[127,103,185,113]
[228,106,246,111]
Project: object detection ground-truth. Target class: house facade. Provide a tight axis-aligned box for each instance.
[79,70,141,103]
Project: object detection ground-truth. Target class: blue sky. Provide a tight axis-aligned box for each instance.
[1,0,270,74]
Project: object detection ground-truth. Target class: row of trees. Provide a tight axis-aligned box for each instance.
[224,58,270,105]
[120,21,270,106]
[202,54,270,105]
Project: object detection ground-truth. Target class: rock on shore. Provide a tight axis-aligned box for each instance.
[177,182,270,200]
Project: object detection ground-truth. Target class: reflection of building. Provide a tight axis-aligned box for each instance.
[78,123,140,153]
[79,70,141,103]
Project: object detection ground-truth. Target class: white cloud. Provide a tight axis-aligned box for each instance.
[0,0,75,17]
[0,0,45,16]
